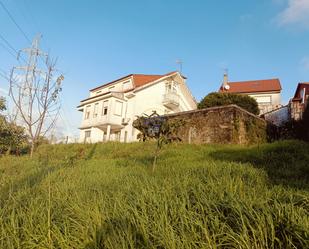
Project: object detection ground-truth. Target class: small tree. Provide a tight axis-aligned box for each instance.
[198,92,259,115]
[9,35,64,156]
[133,111,184,172]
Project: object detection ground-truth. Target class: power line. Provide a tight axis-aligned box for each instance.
[0,33,19,55]
[0,41,17,59]
[0,71,9,81]
[0,0,31,43]
[0,33,27,63]
[20,0,41,34]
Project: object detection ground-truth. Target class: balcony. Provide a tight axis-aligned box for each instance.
[163,92,180,109]
[80,114,123,130]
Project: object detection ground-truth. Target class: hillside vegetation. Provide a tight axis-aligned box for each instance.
[0,141,308,248]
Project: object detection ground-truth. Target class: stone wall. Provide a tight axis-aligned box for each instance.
[289,100,307,121]
[164,105,267,145]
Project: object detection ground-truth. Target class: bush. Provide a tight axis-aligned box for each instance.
[198,92,260,115]
[0,97,29,155]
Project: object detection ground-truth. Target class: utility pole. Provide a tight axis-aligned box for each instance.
[13,34,47,120]
[9,34,64,156]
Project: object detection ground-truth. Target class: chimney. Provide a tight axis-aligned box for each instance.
[222,71,229,90]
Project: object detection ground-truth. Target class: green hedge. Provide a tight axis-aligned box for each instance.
[198,92,259,115]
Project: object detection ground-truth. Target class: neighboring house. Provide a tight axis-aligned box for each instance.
[289,82,309,121]
[77,71,197,143]
[218,74,282,114]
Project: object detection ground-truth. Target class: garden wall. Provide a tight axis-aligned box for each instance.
[164,105,267,145]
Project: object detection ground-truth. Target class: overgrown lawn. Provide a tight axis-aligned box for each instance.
[0,141,308,248]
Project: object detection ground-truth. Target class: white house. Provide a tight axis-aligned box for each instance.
[219,74,282,114]
[77,71,197,143]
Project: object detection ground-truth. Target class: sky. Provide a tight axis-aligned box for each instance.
[0,0,308,138]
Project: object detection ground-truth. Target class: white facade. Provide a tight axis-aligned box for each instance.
[247,92,281,114]
[77,72,197,143]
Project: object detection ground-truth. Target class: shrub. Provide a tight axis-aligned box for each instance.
[133,111,184,171]
[0,97,29,155]
[198,92,260,115]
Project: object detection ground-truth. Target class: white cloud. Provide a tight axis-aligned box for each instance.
[300,56,309,70]
[276,0,309,28]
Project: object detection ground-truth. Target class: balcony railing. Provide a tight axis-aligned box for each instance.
[163,92,180,109]
[80,114,123,129]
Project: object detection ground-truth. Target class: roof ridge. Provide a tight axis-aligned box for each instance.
[228,78,280,83]
[90,71,179,92]
[132,73,163,76]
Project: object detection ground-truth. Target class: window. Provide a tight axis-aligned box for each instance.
[166,83,172,92]
[84,130,91,143]
[172,83,177,92]
[166,81,177,93]
[122,81,131,91]
[108,86,115,91]
[254,96,272,104]
[96,90,102,95]
[93,103,99,118]
[114,101,123,116]
[102,100,108,116]
[301,88,306,103]
[85,130,91,138]
[85,105,91,119]
[115,131,121,141]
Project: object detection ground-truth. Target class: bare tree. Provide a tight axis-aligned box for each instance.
[9,34,64,156]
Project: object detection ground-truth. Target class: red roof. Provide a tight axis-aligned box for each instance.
[292,82,309,100]
[132,74,164,88]
[90,71,178,92]
[219,79,282,93]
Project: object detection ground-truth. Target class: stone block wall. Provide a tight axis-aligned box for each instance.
[164,105,267,145]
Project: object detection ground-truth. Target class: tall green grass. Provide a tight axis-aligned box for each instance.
[0,141,308,248]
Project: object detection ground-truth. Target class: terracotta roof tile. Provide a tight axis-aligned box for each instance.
[219,79,282,93]
[132,74,164,88]
[90,71,178,92]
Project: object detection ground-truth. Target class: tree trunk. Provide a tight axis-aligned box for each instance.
[6,146,11,155]
[152,143,160,172]
[30,141,35,157]
[152,154,157,172]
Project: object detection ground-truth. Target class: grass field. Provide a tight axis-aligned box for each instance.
[0,140,308,248]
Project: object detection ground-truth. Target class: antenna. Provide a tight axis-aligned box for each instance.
[176,59,183,73]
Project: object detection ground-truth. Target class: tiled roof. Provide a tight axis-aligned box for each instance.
[90,71,178,92]
[132,74,164,88]
[219,79,282,93]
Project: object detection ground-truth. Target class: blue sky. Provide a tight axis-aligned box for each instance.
[0,0,309,138]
